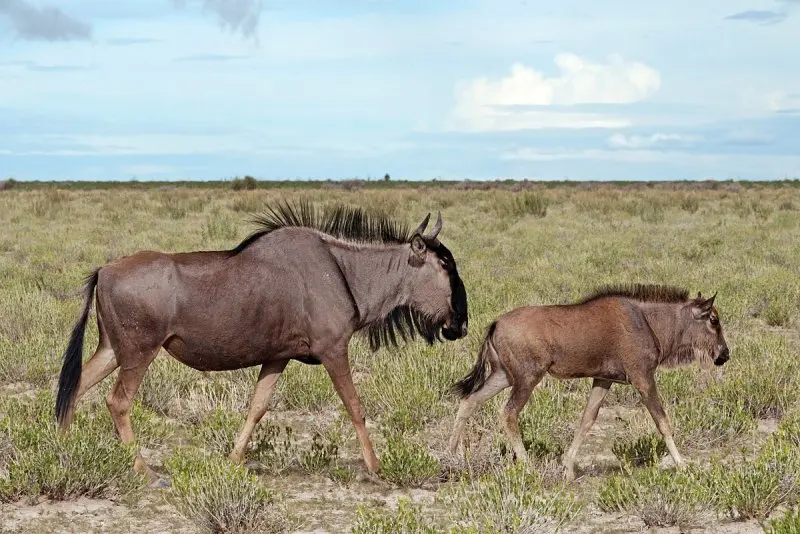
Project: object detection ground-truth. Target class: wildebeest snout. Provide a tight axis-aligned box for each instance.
[714,345,730,366]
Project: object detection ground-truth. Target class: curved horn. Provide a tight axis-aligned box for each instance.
[427,211,443,240]
[413,213,431,236]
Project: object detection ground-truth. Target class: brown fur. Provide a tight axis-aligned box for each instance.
[448,283,729,481]
[55,202,468,481]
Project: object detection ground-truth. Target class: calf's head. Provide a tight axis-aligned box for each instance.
[681,292,729,366]
[406,212,468,341]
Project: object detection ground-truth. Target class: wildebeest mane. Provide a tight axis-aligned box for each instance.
[230,200,411,255]
[365,305,443,352]
[577,283,690,305]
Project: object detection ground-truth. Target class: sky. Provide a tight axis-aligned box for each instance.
[1,0,799,181]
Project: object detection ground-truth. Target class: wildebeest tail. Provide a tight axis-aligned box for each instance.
[55,268,100,426]
[451,321,497,399]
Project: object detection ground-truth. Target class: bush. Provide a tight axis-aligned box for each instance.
[706,439,800,521]
[509,192,548,218]
[0,392,145,502]
[0,178,17,191]
[441,462,582,533]
[598,465,709,528]
[166,450,295,533]
[378,432,440,487]
[612,433,667,468]
[766,508,800,534]
[231,175,258,191]
[680,196,700,214]
[352,498,436,534]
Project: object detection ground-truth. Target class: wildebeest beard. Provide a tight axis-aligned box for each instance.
[366,306,444,351]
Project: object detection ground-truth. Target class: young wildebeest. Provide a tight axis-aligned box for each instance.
[55,202,468,481]
[448,284,728,481]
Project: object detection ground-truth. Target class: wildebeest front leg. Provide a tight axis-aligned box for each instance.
[633,374,684,467]
[563,378,612,482]
[322,355,379,474]
[230,359,289,464]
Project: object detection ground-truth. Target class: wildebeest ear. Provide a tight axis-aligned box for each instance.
[413,213,431,237]
[411,234,426,256]
[693,292,716,318]
[427,211,442,241]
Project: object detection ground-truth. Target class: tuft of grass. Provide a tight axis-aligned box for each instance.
[378,431,440,487]
[680,196,700,214]
[707,438,800,521]
[611,433,667,468]
[441,462,582,533]
[0,392,145,502]
[506,192,548,218]
[598,465,710,529]
[352,498,437,534]
[166,450,295,534]
[765,508,800,534]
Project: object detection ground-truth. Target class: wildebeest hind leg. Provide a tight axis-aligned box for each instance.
[502,371,544,463]
[633,374,684,468]
[448,369,511,455]
[59,343,118,431]
[322,355,379,474]
[563,378,612,482]
[230,359,289,464]
[106,350,159,482]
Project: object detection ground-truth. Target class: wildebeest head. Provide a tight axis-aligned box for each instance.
[681,292,729,366]
[407,212,468,341]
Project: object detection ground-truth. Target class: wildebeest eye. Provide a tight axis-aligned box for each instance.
[439,259,447,268]
[709,316,719,326]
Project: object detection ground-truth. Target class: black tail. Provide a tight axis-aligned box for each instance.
[451,322,497,399]
[55,269,100,426]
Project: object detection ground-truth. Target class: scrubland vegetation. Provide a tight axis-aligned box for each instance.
[1,180,799,533]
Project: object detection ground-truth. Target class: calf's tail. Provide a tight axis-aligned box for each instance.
[451,321,497,398]
[55,269,100,426]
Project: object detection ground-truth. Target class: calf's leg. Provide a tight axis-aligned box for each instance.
[632,373,684,467]
[502,371,544,462]
[563,378,612,482]
[448,368,511,455]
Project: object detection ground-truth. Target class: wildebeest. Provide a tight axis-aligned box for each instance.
[55,201,468,481]
[448,284,728,481]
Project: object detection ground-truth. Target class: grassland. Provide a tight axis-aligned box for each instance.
[1,181,799,533]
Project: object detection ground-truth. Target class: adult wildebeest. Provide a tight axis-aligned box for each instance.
[55,201,468,481]
[448,284,728,481]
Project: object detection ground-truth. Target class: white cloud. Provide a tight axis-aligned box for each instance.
[500,148,670,163]
[607,132,701,149]
[451,53,661,132]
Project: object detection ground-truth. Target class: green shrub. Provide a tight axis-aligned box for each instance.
[352,498,437,534]
[442,462,582,533]
[707,440,800,521]
[598,465,709,528]
[0,393,145,502]
[378,433,440,487]
[166,450,295,533]
[766,508,800,534]
[612,433,667,468]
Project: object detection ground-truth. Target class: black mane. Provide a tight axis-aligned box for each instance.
[230,200,412,255]
[365,306,443,352]
[577,283,690,305]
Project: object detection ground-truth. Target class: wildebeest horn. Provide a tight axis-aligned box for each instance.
[413,213,431,236]
[427,211,443,240]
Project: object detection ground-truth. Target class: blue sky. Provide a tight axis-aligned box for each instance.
[1,0,799,181]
